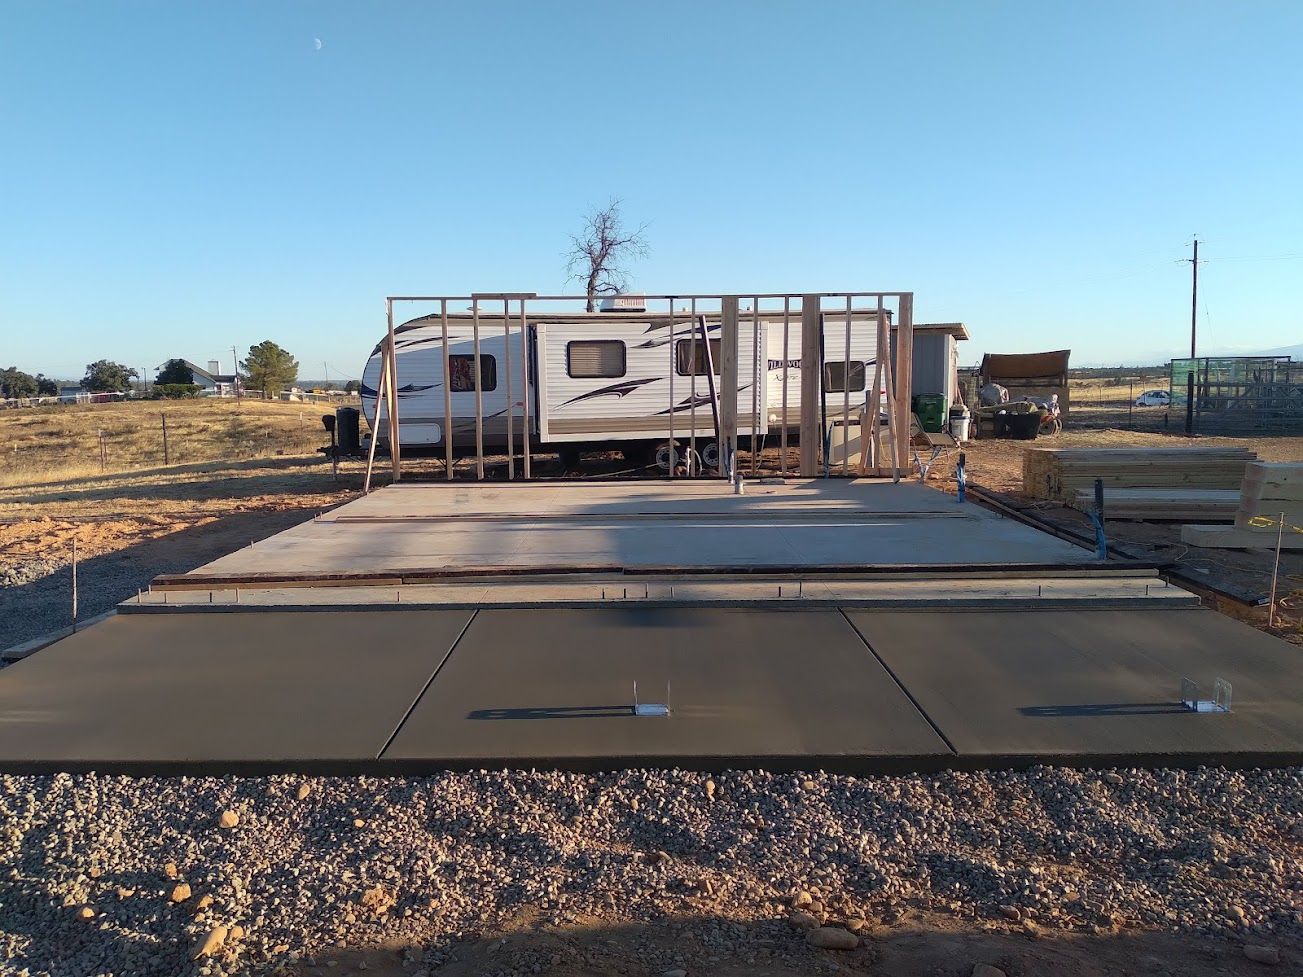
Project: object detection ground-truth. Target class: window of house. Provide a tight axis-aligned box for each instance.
[566,340,627,379]
[674,338,722,376]
[824,361,866,393]
[447,354,497,392]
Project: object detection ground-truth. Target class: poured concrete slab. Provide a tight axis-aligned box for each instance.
[383,608,951,768]
[845,608,1303,764]
[171,480,1094,582]
[0,611,472,771]
[323,478,963,520]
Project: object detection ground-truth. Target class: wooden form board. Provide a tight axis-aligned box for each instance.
[1074,487,1240,522]
[1023,447,1256,502]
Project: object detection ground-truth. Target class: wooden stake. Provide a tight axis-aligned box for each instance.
[363,341,391,495]
[161,413,169,466]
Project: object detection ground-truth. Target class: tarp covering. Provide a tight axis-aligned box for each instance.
[980,350,1070,383]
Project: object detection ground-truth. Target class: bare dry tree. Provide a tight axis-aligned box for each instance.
[565,200,649,311]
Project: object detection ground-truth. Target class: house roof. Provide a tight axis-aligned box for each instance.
[906,322,970,340]
[157,360,236,384]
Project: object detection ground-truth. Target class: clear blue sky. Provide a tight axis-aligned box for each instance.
[3,2,1301,378]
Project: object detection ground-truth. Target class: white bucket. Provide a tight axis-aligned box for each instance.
[950,415,971,442]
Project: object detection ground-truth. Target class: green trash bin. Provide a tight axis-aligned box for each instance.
[912,394,947,433]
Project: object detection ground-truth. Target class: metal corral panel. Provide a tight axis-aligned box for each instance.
[382,608,951,768]
[845,608,1303,765]
[0,611,473,771]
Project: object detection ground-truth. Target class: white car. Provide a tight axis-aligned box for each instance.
[1135,390,1170,406]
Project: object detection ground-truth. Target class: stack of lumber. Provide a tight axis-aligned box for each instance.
[1070,487,1241,521]
[1023,446,1257,502]
[1182,462,1303,549]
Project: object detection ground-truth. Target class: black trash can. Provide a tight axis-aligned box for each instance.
[335,406,361,455]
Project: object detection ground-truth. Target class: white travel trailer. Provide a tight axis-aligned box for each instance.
[360,304,888,468]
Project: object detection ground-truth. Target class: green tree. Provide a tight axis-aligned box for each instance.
[344,379,360,394]
[0,367,39,399]
[82,360,138,393]
[156,359,195,385]
[240,341,298,397]
[35,374,58,397]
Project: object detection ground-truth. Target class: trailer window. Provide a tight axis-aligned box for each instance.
[566,340,627,379]
[824,361,865,393]
[447,354,497,392]
[675,338,722,376]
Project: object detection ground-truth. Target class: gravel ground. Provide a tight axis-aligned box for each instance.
[0,767,1299,976]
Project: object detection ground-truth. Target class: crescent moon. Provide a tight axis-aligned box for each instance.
[313,38,323,51]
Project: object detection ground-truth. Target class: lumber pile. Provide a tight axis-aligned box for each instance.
[1181,462,1303,549]
[1070,487,1240,522]
[1023,446,1257,502]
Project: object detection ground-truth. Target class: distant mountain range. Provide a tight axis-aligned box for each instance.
[1070,342,1303,369]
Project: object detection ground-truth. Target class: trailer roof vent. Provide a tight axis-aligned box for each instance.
[599,294,646,312]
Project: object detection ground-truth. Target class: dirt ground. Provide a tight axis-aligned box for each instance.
[295,911,1295,977]
[0,456,360,650]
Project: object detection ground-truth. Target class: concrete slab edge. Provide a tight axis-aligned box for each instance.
[117,597,1201,616]
[0,750,1297,778]
[1,610,117,662]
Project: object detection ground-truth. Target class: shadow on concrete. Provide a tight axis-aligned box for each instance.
[1019,702,1189,717]
[469,705,635,720]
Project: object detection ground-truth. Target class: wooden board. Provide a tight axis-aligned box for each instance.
[1023,447,1256,501]
[1073,488,1239,522]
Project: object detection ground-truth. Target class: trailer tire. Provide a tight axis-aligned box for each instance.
[701,440,720,471]
[653,442,679,472]
[557,445,581,470]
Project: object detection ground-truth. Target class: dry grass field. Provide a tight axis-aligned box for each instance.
[0,397,350,487]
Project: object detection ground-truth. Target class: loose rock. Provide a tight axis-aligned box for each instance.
[218,810,239,829]
[806,926,858,950]
[1243,944,1281,965]
[972,966,1007,977]
[170,882,192,903]
[195,925,228,959]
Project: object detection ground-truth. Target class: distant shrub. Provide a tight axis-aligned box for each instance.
[152,384,201,399]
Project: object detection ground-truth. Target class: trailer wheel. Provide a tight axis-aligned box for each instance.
[557,445,581,470]
[654,442,679,471]
[701,440,720,471]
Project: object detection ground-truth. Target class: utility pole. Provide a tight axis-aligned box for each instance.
[1190,237,1199,358]
[231,346,241,401]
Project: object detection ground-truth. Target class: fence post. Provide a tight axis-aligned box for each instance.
[719,296,740,480]
[161,413,169,465]
[799,295,821,476]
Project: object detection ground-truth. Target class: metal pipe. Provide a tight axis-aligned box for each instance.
[441,298,453,480]
[780,296,790,476]
[751,296,761,476]
[689,297,697,473]
[503,297,513,479]
[520,298,531,479]
[472,297,485,479]
[843,294,852,475]
[667,297,675,478]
